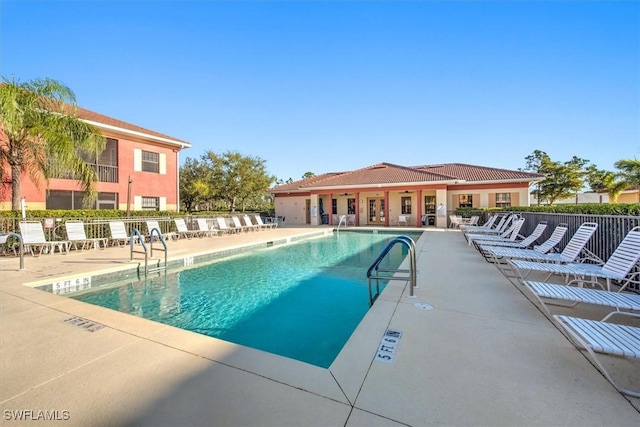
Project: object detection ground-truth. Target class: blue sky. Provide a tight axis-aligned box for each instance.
[2,1,639,182]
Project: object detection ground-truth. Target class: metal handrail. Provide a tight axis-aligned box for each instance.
[337,215,347,232]
[367,236,417,305]
[129,228,168,274]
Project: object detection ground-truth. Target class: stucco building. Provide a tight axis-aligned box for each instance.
[1,107,191,211]
[270,162,545,227]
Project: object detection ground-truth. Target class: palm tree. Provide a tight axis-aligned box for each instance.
[610,158,640,203]
[0,77,105,211]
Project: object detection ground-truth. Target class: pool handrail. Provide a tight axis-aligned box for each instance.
[367,235,417,305]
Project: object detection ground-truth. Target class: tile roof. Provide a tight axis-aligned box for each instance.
[413,163,543,182]
[75,106,191,147]
[271,162,544,192]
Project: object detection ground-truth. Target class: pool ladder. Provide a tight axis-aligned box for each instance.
[130,228,168,275]
[367,236,417,306]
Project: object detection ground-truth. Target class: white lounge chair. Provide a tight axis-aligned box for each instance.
[174,218,203,239]
[215,217,235,234]
[462,213,505,233]
[254,214,276,229]
[509,226,640,291]
[553,312,640,397]
[242,215,260,231]
[65,220,108,250]
[146,220,178,242]
[474,221,548,251]
[464,214,517,238]
[459,213,499,232]
[196,218,218,237]
[19,221,70,256]
[484,222,595,267]
[524,279,640,315]
[466,217,525,246]
[108,221,139,246]
[231,215,250,232]
[398,215,409,226]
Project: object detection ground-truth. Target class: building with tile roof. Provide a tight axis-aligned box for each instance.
[1,105,191,211]
[270,163,545,227]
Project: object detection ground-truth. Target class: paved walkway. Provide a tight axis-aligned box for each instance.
[0,227,638,426]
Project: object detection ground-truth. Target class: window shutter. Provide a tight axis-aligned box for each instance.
[133,149,142,172]
[160,197,167,210]
[511,192,519,206]
[159,153,167,175]
[472,194,480,208]
[488,193,496,207]
[133,196,142,210]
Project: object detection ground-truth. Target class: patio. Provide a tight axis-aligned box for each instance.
[0,227,638,426]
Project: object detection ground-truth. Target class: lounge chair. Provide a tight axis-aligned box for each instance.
[474,221,548,251]
[459,213,500,232]
[174,218,203,239]
[18,221,70,256]
[398,215,409,226]
[108,221,139,246]
[484,222,594,267]
[461,213,505,233]
[508,226,640,291]
[254,214,276,229]
[553,312,640,397]
[215,217,235,234]
[231,215,250,232]
[466,217,525,246]
[65,220,108,250]
[196,218,218,237]
[242,215,260,231]
[146,220,178,242]
[524,279,640,315]
[464,214,517,238]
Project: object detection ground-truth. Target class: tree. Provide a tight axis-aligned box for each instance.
[302,171,315,179]
[179,157,213,212]
[524,150,588,205]
[201,150,274,212]
[612,158,640,203]
[0,77,105,210]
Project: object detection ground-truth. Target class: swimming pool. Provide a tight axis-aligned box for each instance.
[71,230,422,367]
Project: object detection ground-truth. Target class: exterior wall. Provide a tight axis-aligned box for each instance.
[0,134,183,212]
[274,194,310,225]
[448,183,530,209]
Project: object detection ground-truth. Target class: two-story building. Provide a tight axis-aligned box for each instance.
[1,107,191,211]
[270,162,545,228]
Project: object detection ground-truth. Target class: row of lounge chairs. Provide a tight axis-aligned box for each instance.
[461,214,640,397]
[5,215,278,256]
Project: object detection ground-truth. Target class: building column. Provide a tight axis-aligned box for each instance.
[436,188,447,228]
[355,192,360,226]
[384,191,389,227]
[416,189,423,227]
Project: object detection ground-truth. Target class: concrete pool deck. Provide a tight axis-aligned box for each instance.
[0,226,638,426]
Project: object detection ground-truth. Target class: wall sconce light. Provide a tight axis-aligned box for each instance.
[344,193,348,196]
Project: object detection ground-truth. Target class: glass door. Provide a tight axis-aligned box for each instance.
[368,198,385,224]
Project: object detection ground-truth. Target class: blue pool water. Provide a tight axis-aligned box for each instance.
[72,231,421,367]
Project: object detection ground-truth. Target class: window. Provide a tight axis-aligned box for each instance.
[141,196,160,211]
[458,194,473,208]
[141,150,160,173]
[347,198,356,214]
[46,191,117,209]
[401,196,412,214]
[332,198,337,215]
[424,196,436,215]
[495,193,511,208]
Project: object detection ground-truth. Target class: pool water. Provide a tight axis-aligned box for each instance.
[72,231,421,367]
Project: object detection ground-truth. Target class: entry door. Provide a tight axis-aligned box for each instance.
[368,198,385,224]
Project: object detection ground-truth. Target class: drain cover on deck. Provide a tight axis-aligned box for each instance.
[413,302,434,311]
